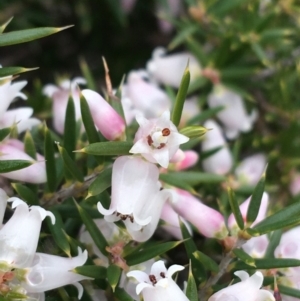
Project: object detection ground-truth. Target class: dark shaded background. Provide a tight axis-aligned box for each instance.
[1,0,173,86]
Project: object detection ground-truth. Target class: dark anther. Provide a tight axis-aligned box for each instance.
[149,274,157,285]
[147,135,153,146]
[157,143,166,149]
[160,272,166,278]
[162,128,170,136]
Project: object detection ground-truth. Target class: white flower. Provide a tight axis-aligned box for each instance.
[208,271,275,301]
[235,154,266,186]
[127,260,189,301]
[130,111,189,168]
[97,156,170,242]
[147,47,201,88]
[207,85,257,139]
[0,190,90,300]
[201,119,233,175]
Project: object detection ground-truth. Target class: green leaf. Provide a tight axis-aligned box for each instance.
[87,168,112,199]
[159,173,195,193]
[0,160,32,173]
[160,171,226,186]
[24,131,36,159]
[52,204,101,219]
[186,262,199,301]
[169,25,199,50]
[233,258,300,270]
[78,141,133,156]
[232,249,256,267]
[74,265,107,279]
[248,202,300,235]
[47,210,71,256]
[227,187,244,230]
[64,96,77,160]
[193,250,219,272]
[0,25,73,47]
[0,66,38,77]
[0,16,13,34]
[265,230,282,258]
[0,127,11,142]
[278,285,300,299]
[171,64,190,126]
[12,183,39,205]
[251,43,270,66]
[74,200,108,256]
[44,125,57,192]
[246,168,266,224]
[57,143,84,182]
[186,106,224,125]
[114,287,135,301]
[79,58,96,90]
[107,264,121,292]
[208,0,246,16]
[124,241,183,266]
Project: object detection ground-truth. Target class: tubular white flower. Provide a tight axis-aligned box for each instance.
[0,188,9,224]
[130,111,189,168]
[208,271,275,301]
[201,119,233,175]
[0,198,55,268]
[24,248,91,299]
[97,156,170,241]
[207,84,257,139]
[127,260,189,301]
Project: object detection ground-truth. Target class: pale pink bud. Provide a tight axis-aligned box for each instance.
[170,189,228,239]
[147,47,201,88]
[160,202,192,239]
[228,192,269,235]
[43,78,85,134]
[125,70,171,119]
[242,235,269,258]
[289,171,300,196]
[201,119,233,175]
[208,84,257,139]
[0,139,46,183]
[172,150,199,171]
[235,153,266,186]
[81,89,125,140]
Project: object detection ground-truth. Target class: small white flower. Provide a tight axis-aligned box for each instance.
[208,85,257,139]
[130,111,189,168]
[127,260,189,301]
[208,271,275,301]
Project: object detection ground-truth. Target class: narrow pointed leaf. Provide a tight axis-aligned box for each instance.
[265,230,282,258]
[57,144,84,182]
[47,210,71,256]
[228,187,244,230]
[12,183,38,205]
[246,169,266,224]
[193,250,219,272]
[24,131,36,159]
[159,173,195,193]
[74,265,107,279]
[0,67,38,77]
[233,258,300,270]
[52,204,101,219]
[186,262,198,301]
[64,96,76,160]
[87,168,112,198]
[107,264,121,292]
[232,249,256,267]
[0,160,32,173]
[0,25,73,47]
[114,288,135,301]
[44,125,57,192]
[187,106,224,125]
[278,285,300,299]
[79,58,96,90]
[74,201,108,256]
[248,201,300,235]
[124,241,183,266]
[0,17,13,34]
[0,127,11,142]
[171,64,190,126]
[78,141,133,156]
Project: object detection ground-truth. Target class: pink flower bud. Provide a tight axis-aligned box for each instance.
[81,89,125,140]
[0,139,46,183]
[170,189,228,239]
[289,171,300,196]
[172,150,199,171]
